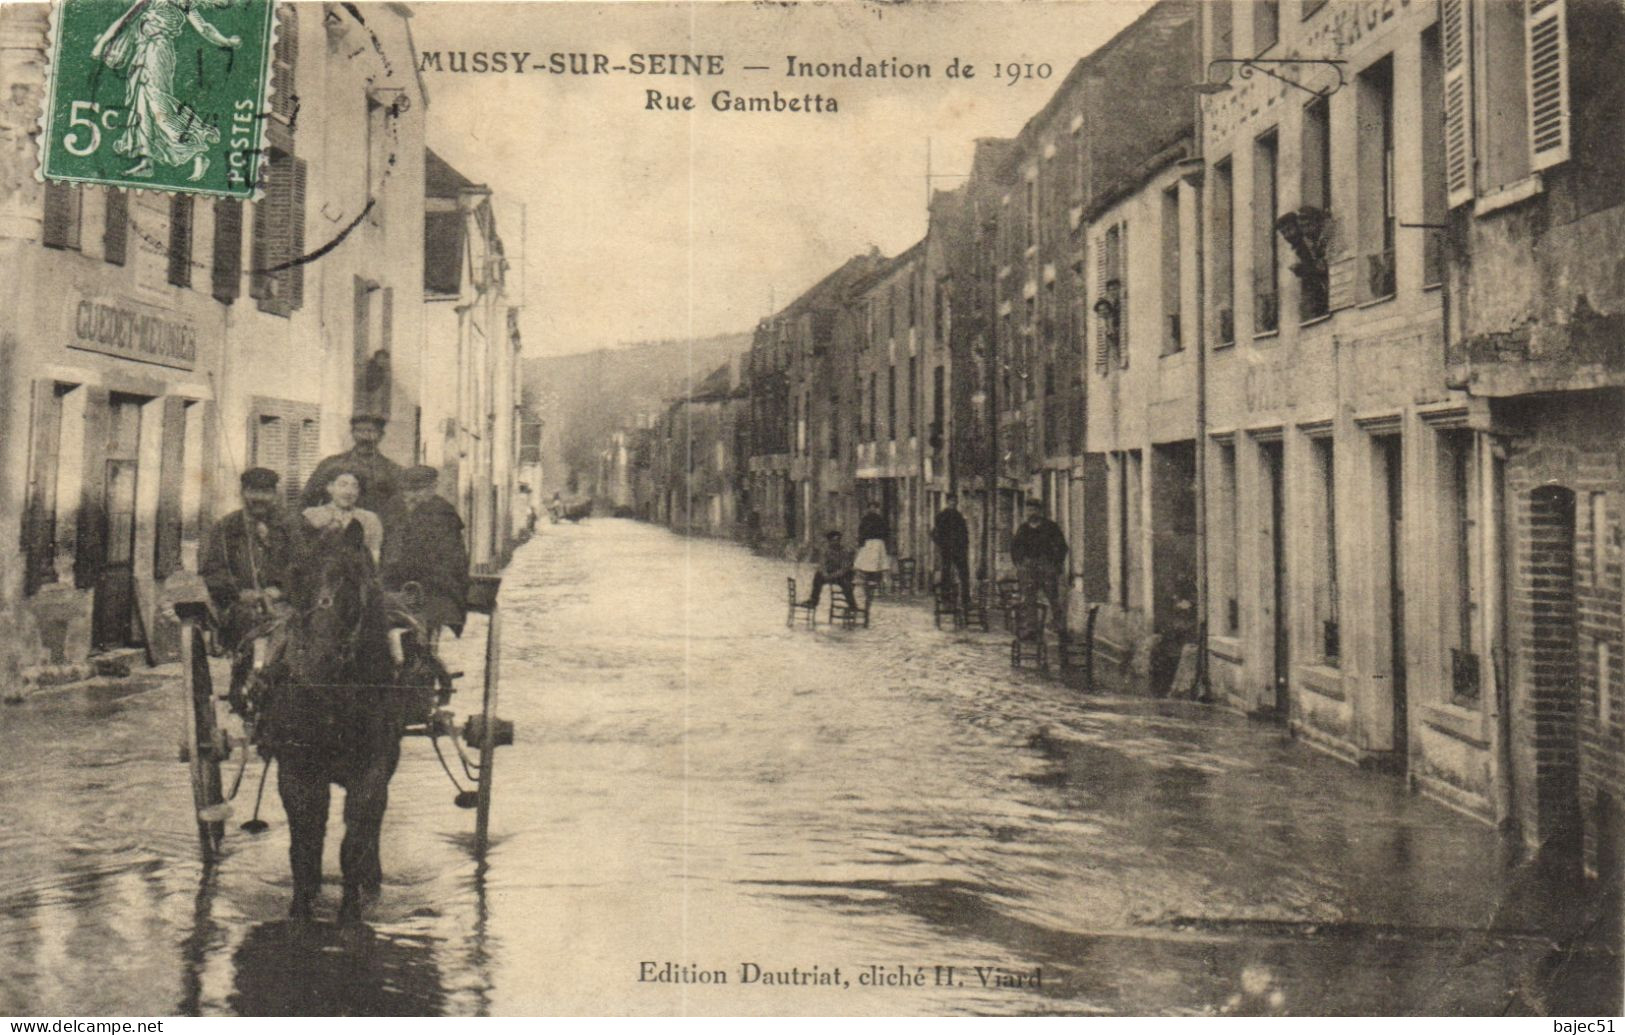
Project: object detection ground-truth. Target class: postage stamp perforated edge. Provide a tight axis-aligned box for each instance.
[34,0,280,202]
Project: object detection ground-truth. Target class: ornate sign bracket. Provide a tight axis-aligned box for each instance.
[1198,58,1348,99]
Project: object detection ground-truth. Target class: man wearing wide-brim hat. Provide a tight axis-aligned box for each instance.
[300,412,405,517]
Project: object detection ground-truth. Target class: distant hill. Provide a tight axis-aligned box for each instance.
[521,332,751,494]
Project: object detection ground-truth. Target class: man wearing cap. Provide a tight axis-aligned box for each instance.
[300,413,404,517]
[381,466,470,641]
[800,529,859,612]
[200,467,296,653]
[933,493,971,611]
[1010,498,1070,642]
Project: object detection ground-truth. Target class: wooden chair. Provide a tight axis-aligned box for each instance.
[860,570,886,600]
[828,587,869,629]
[995,577,1022,629]
[1059,603,1103,689]
[932,580,962,629]
[786,578,817,628]
[962,583,991,632]
[891,557,917,594]
[1009,601,1049,673]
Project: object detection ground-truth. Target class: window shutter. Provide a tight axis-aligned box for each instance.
[1441,0,1474,207]
[154,397,187,580]
[23,381,63,595]
[296,418,321,503]
[1094,238,1109,375]
[1526,0,1570,172]
[76,387,111,590]
[253,413,286,485]
[252,152,291,308]
[103,189,127,266]
[167,195,193,288]
[1118,220,1129,367]
[289,158,307,308]
[43,183,79,250]
[381,286,394,352]
[212,200,242,303]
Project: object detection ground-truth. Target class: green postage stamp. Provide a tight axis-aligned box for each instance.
[40,0,277,199]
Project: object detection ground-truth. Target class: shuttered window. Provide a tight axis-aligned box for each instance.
[250,401,320,505]
[1093,235,1107,375]
[251,151,306,314]
[1116,220,1129,367]
[270,5,299,129]
[103,189,127,266]
[42,182,82,251]
[212,199,242,303]
[1525,0,1570,171]
[1441,0,1474,207]
[167,195,193,288]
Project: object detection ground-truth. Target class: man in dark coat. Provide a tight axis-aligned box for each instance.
[932,493,971,609]
[800,530,859,611]
[381,465,470,640]
[1010,498,1069,641]
[301,413,404,519]
[200,467,296,651]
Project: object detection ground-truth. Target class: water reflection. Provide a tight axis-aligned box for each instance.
[0,519,1618,1015]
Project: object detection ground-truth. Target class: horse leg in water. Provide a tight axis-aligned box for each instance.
[337,739,402,922]
[276,752,331,919]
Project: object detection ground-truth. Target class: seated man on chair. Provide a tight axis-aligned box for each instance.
[800,530,859,612]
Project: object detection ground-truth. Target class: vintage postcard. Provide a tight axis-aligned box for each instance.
[0,0,1622,1020]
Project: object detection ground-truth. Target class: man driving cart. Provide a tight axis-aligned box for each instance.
[199,467,297,710]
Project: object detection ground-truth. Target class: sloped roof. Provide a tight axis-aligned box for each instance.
[426,148,483,199]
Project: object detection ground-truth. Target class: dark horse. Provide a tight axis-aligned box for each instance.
[255,520,431,922]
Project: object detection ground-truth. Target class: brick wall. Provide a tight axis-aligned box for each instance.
[1503,390,1625,879]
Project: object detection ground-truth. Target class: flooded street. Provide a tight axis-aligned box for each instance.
[1,518,1619,1016]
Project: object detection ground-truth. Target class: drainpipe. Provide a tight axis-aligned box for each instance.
[1179,149,1208,699]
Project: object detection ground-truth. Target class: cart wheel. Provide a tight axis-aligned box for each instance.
[180,618,225,862]
[474,601,501,849]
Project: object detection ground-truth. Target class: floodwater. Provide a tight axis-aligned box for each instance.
[1,518,1619,1016]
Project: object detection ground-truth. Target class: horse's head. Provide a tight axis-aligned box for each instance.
[286,520,386,686]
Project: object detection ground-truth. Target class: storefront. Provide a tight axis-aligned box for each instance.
[3,242,225,674]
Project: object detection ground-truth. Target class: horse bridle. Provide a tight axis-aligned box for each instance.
[300,572,373,671]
